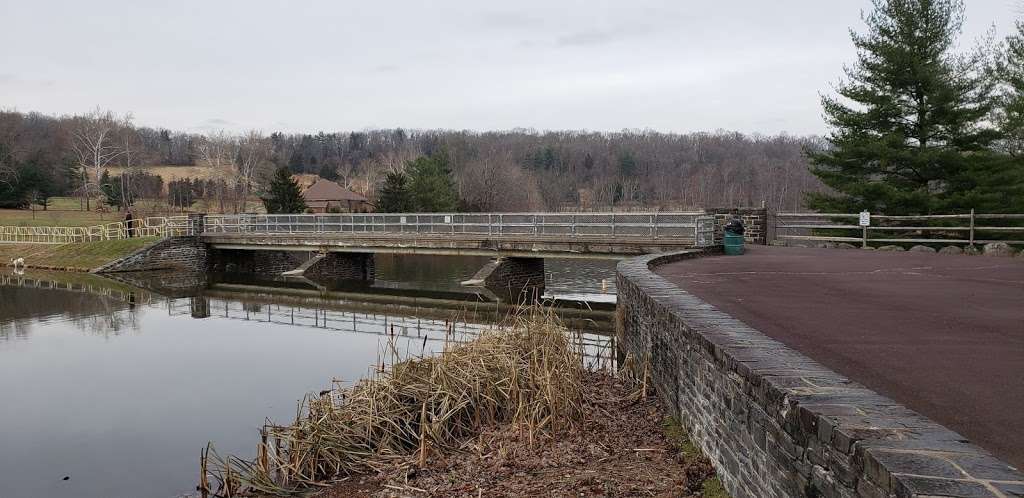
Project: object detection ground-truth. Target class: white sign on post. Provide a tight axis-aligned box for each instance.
[859,211,871,227]
[444,215,452,224]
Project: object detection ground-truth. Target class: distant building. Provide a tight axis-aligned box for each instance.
[301,179,372,213]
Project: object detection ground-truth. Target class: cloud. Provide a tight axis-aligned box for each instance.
[554,23,654,48]
[479,11,542,29]
[190,117,240,132]
[0,73,54,88]
[374,64,400,73]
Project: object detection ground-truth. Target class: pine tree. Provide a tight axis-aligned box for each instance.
[970,21,1024,213]
[262,166,308,214]
[318,162,339,181]
[376,171,414,212]
[806,0,999,215]
[408,152,458,212]
[998,21,1024,157]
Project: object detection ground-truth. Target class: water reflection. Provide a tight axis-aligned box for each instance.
[0,255,618,498]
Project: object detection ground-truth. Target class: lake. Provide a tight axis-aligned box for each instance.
[0,255,617,498]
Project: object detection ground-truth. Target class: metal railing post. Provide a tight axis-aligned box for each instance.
[969,208,975,247]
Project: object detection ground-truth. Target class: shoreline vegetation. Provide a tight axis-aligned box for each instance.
[198,311,727,498]
[0,237,157,272]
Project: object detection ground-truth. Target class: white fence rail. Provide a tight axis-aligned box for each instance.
[774,210,1024,247]
[0,216,192,245]
[204,212,718,246]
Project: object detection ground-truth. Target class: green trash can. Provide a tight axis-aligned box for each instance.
[724,231,745,255]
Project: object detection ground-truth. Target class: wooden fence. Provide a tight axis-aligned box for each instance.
[773,210,1024,247]
[0,216,191,244]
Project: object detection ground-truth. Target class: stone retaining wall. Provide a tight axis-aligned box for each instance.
[93,236,209,273]
[616,249,1023,498]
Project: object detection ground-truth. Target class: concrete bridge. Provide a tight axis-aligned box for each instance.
[98,212,718,301]
[199,212,715,301]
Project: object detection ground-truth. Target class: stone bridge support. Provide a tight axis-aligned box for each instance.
[463,257,545,303]
[209,249,375,281]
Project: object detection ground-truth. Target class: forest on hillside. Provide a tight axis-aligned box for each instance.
[0,109,826,212]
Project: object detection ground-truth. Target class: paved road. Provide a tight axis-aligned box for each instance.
[656,246,1024,468]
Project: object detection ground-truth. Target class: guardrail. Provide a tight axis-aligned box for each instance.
[774,210,1024,247]
[204,212,718,246]
[0,216,192,244]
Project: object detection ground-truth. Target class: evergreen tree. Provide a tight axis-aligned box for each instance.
[262,166,308,213]
[806,0,999,215]
[407,152,458,212]
[972,21,1024,213]
[318,162,339,181]
[997,21,1024,157]
[617,150,638,177]
[98,169,123,209]
[287,152,304,173]
[376,171,414,212]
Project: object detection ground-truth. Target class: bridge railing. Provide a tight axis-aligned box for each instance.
[204,212,717,246]
[0,216,191,244]
[773,210,1024,246]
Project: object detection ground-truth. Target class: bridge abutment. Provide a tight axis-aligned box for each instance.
[463,257,545,303]
[303,253,375,280]
[209,249,375,281]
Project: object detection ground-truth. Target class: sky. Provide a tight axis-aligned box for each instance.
[0,0,1019,136]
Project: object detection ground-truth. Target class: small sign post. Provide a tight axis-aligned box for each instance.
[859,211,870,248]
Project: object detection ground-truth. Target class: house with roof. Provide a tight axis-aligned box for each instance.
[301,179,372,213]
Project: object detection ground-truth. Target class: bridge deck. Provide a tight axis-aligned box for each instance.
[202,232,701,258]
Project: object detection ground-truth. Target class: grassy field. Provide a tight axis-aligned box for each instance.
[105,165,220,182]
[0,237,158,271]
[2,197,267,228]
[0,209,119,227]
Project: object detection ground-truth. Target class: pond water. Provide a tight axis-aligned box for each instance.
[0,255,617,498]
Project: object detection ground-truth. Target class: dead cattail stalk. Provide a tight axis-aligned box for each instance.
[201,308,584,496]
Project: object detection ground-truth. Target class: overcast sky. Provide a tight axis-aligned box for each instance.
[0,0,1018,136]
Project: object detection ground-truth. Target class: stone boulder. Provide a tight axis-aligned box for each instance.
[836,242,858,250]
[964,245,981,255]
[938,246,963,255]
[816,242,837,249]
[983,242,1017,257]
[877,245,905,252]
[909,245,937,253]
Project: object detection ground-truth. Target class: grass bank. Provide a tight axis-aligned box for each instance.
[0,237,157,271]
[200,312,726,497]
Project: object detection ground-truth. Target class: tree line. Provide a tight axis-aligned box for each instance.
[0,108,827,213]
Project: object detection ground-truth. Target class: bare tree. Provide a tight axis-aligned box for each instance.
[459,154,542,212]
[70,108,131,209]
[196,130,271,213]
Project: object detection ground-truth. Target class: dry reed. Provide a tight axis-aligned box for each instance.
[199,308,586,497]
